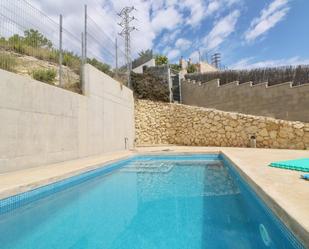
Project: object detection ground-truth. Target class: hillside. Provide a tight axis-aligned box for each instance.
[0,50,81,93]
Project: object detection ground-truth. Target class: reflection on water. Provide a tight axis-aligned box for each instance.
[0,157,301,249]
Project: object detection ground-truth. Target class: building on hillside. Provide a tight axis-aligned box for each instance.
[179,57,218,73]
[179,56,188,71]
[132,50,156,73]
[196,61,218,73]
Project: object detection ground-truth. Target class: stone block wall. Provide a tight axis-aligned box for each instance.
[135,99,309,150]
[181,79,309,122]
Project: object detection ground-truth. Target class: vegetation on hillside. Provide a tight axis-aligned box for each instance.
[0,52,17,72]
[170,64,181,72]
[87,58,113,76]
[187,64,197,73]
[32,68,56,84]
[131,71,170,102]
[138,49,152,59]
[155,54,168,66]
[0,29,113,77]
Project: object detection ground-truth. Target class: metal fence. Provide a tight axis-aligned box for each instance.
[0,0,128,93]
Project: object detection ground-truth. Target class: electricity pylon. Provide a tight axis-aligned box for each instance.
[118,6,137,88]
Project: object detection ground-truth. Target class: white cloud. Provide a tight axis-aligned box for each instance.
[0,0,249,69]
[231,57,309,69]
[229,57,255,69]
[245,0,290,42]
[150,0,165,14]
[180,0,206,27]
[167,49,181,60]
[160,29,181,46]
[205,0,241,16]
[151,6,182,33]
[203,10,240,51]
[205,1,221,16]
[189,51,200,63]
[175,38,191,50]
[30,0,156,60]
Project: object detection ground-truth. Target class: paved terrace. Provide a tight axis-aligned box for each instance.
[0,147,308,246]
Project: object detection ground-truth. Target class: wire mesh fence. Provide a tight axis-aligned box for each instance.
[0,0,128,93]
[86,13,128,84]
[0,0,63,85]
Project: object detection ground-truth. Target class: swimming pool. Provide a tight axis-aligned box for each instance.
[0,154,305,249]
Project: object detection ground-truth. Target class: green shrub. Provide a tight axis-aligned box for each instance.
[170,64,181,72]
[131,72,170,102]
[32,68,56,84]
[1,30,119,83]
[187,64,197,73]
[87,58,113,76]
[0,53,17,72]
[63,52,81,74]
[155,54,168,65]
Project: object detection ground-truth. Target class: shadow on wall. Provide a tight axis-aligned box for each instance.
[0,64,135,173]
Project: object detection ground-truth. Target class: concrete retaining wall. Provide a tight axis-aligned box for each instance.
[0,64,134,173]
[181,79,309,122]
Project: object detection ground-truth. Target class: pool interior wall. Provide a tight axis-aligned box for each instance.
[0,154,306,249]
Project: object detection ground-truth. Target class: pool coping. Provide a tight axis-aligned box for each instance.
[0,151,135,200]
[221,152,308,248]
[0,147,308,247]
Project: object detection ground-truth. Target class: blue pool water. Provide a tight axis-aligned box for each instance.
[0,154,304,249]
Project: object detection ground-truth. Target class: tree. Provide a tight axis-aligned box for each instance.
[170,64,181,72]
[138,49,152,58]
[23,29,52,48]
[87,58,113,76]
[155,54,168,65]
[8,34,25,53]
[187,64,197,73]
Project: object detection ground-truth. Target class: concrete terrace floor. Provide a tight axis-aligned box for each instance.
[0,146,308,247]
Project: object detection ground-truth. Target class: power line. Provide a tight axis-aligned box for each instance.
[117,6,137,88]
[211,53,221,69]
[87,32,116,59]
[87,16,116,45]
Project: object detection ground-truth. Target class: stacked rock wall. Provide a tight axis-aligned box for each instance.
[135,99,309,150]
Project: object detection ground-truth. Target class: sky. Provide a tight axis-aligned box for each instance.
[20,0,309,68]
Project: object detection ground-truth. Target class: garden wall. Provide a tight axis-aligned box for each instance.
[0,64,135,173]
[181,79,309,122]
[135,99,309,150]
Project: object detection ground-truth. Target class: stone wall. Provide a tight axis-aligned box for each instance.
[0,64,134,173]
[135,99,309,150]
[181,79,309,122]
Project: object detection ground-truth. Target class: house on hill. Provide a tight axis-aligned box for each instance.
[179,56,218,73]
